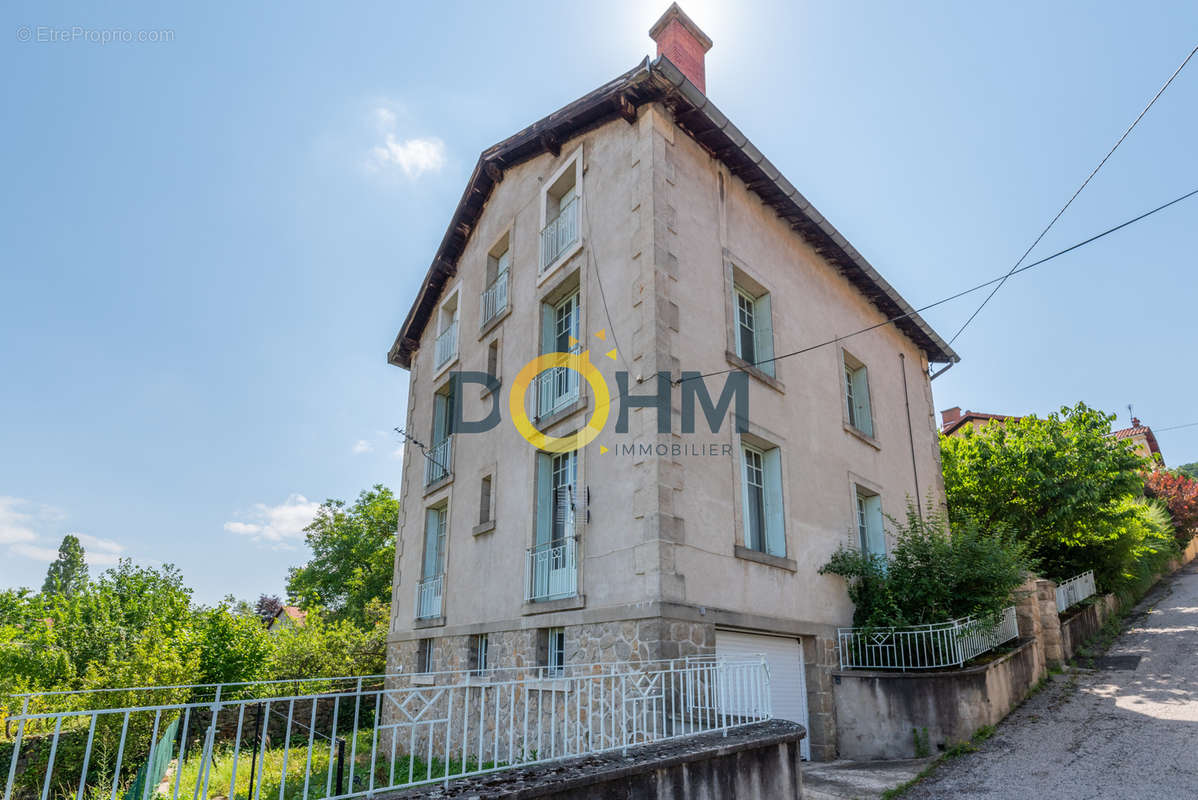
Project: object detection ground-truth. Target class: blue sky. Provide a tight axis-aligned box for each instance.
[2,1,1196,604]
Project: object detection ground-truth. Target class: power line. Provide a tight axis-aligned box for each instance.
[1155,421,1198,434]
[946,43,1198,347]
[673,186,1198,386]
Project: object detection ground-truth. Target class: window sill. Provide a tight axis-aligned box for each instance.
[535,397,587,430]
[734,545,797,572]
[844,423,881,450]
[724,351,785,394]
[472,519,496,536]
[413,615,446,629]
[480,378,502,401]
[422,474,453,497]
[432,355,459,383]
[478,306,511,339]
[527,678,570,693]
[537,240,583,287]
[522,594,586,616]
[409,674,436,686]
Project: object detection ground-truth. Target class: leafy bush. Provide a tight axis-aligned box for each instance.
[1144,469,1198,546]
[940,402,1147,583]
[1086,497,1178,603]
[819,505,1030,627]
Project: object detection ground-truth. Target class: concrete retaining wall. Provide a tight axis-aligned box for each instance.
[380,720,806,799]
[831,639,1043,760]
[1059,593,1119,662]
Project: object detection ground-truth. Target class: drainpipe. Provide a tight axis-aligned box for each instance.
[900,353,922,520]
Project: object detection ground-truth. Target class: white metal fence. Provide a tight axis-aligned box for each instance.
[479,271,508,328]
[540,196,579,269]
[2,658,770,800]
[1055,570,1096,613]
[433,321,458,370]
[415,575,443,620]
[837,605,1019,671]
[423,436,453,487]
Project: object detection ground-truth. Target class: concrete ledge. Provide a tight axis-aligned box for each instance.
[735,544,798,572]
[725,350,786,393]
[379,720,806,799]
[833,638,1042,760]
[413,616,446,629]
[522,594,586,616]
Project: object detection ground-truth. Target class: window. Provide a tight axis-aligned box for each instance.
[425,383,456,486]
[540,152,581,272]
[542,627,565,675]
[479,475,493,525]
[734,285,774,377]
[486,339,499,384]
[481,234,510,327]
[434,291,459,370]
[855,487,886,558]
[417,639,434,673]
[528,451,579,601]
[470,634,489,675]
[740,444,786,557]
[537,290,581,416]
[843,352,874,438]
[416,505,446,619]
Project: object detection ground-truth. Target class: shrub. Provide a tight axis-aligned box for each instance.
[819,505,1030,627]
[1144,469,1198,546]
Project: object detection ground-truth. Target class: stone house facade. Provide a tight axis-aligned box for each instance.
[384,4,958,760]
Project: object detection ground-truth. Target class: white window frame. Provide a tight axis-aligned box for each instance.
[546,627,566,675]
[433,284,461,377]
[739,442,786,558]
[854,485,886,559]
[729,271,775,378]
[842,349,875,439]
[538,147,584,282]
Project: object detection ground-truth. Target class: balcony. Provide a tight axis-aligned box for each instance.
[539,196,579,271]
[424,435,453,487]
[525,535,578,602]
[479,270,508,328]
[434,320,458,370]
[415,574,443,619]
[535,354,580,418]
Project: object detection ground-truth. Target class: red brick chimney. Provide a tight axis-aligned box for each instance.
[941,407,963,429]
[649,3,714,94]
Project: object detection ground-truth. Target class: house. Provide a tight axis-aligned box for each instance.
[384,4,958,761]
[940,406,1021,437]
[1112,417,1165,465]
[266,605,307,631]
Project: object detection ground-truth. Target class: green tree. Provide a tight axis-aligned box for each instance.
[42,534,88,597]
[267,599,388,681]
[286,485,398,628]
[940,402,1146,582]
[1178,462,1198,480]
[196,603,275,687]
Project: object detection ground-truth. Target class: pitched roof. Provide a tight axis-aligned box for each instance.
[941,410,1020,436]
[387,56,959,369]
[1112,418,1163,459]
[268,605,307,628]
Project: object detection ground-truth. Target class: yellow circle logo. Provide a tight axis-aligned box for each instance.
[508,350,610,453]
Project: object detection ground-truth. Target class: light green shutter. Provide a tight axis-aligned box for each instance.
[763,448,786,557]
[851,367,873,437]
[866,495,886,559]
[422,508,442,579]
[535,452,554,547]
[754,294,775,376]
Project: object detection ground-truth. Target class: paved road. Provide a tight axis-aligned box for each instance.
[906,562,1198,799]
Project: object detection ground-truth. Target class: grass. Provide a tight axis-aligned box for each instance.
[880,724,997,800]
[168,728,504,800]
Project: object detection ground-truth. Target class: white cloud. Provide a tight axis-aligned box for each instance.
[367,106,446,177]
[224,494,321,546]
[353,439,374,455]
[0,497,128,569]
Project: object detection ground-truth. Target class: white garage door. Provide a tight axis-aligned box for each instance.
[716,630,811,760]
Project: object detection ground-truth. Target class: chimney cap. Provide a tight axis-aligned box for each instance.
[649,3,713,51]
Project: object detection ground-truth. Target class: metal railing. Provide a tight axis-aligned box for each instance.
[415,575,443,620]
[535,355,580,418]
[423,436,453,487]
[434,320,458,370]
[4,658,770,800]
[479,271,508,328]
[539,196,579,270]
[525,535,578,602]
[837,605,1019,671]
[1055,570,1096,613]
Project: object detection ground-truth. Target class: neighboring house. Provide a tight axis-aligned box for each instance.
[267,605,307,631]
[1112,417,1165,466]
[384,4,958,761]
[940,406,1021,437]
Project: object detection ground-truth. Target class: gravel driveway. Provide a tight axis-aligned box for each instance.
[905,561,1198,799]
